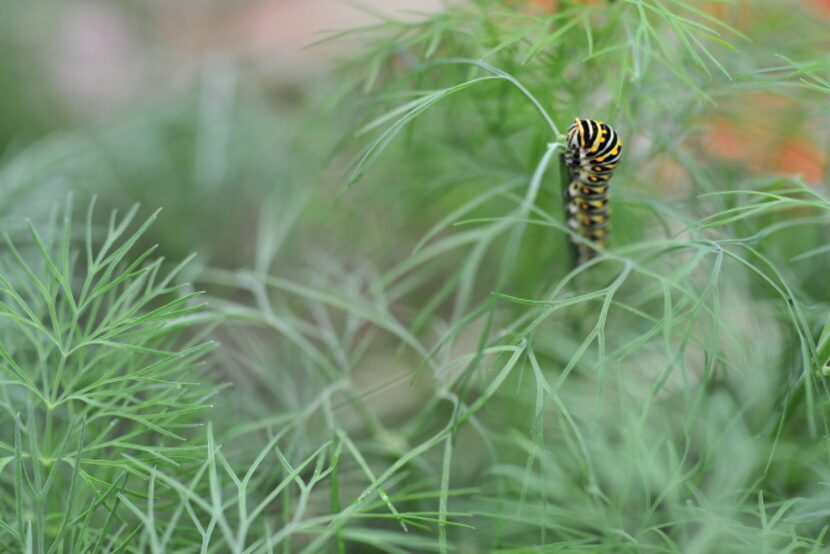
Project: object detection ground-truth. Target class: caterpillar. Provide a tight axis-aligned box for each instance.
[561,117,622,266]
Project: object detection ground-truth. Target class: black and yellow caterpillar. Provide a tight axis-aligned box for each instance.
[561,118,622,265]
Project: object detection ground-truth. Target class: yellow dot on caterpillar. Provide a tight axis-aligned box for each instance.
[589,176,598,182]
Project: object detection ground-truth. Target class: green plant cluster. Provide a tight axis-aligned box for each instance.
[1,0,830,552]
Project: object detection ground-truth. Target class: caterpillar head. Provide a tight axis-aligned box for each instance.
[567,118,606,151]
[567,118,622,162]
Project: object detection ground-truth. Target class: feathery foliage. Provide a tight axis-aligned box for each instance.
[1,0,829,552]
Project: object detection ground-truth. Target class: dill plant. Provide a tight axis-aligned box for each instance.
[0,200,213,552]
[1,0,829,553]
[242,0,829,551]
